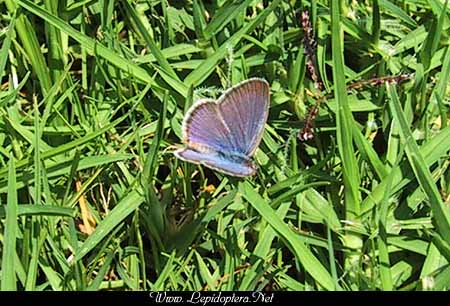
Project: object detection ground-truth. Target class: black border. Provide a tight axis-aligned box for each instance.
[0,290,446,305]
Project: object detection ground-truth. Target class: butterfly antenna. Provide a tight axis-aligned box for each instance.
[164,145,179,153]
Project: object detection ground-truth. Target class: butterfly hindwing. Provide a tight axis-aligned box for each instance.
[174,148,255,177]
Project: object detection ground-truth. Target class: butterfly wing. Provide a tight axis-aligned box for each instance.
[177,78,270,177]
[217,78,270,156]
[174,148,256,177]
[182,78,270,157]
[182,99,239,154]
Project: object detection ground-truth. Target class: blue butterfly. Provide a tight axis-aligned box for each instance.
[174,78,270,177]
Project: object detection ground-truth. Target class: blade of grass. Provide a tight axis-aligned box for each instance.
[74,190,144,261]
[377,159,394,290]
[387,84,450,242]
[331,0,362,279]
[43,0,65,82]
[24,227,47,290]
[239,201,291,290]
[362,125,450,214]
[419,1,446,70]
[0,205,75,218]
[151,251,176,290]
[86,250,115,290]
[1,155,18,290]
[379,0,417,28]
[331,0,361,218]
[17,0,155,85]
[203,0,254,40]
[0,110,132,178]
[0,14,15,79]
[352,125,388,179]
[372,0,380,45]
[184,0,281,87]
[4,0,51,93]
[121,0,180,81]
[239,181,339,290]
[431,45,450,129]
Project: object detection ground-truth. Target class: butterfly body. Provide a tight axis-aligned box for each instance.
[174,78,270,177]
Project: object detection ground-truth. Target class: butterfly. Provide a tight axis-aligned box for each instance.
[174,78,270,177]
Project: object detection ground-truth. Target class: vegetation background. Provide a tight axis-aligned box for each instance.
[0,0,450,291]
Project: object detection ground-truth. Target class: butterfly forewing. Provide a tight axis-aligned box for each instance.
[217,79,269,156]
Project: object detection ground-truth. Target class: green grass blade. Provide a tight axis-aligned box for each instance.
[239,181,339,290]
[379,0,417,28]
[387,84,450,242]
[4,0,51,93]
[0,205,75,218]
[362,125,450,214]
[331,0,361,219]
[1,155,18,290]
[184,0,281,86]
[121,0,179,81]
[151,251,176,290]
[74,190,145,261]
[0,14,15,79]
[203,0,254,40]
[377,162,394,290]
[17,0,154,85]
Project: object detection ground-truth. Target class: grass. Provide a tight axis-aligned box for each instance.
[0,0,450,291]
